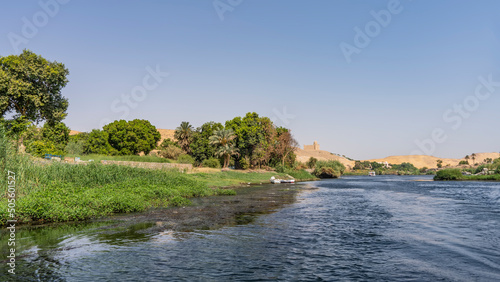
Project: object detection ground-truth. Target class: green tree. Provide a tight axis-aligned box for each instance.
[104,119,160,155]
[471,153,477,165]
[225,112,274,168]
[84,129,113,155]
[307,157,318,169]
[0,50,69,125]
[41,121,70,151]
[174,121,193,154]
[190,121,223,163]
[273,127,298,166]
[436,159,443,168]
[209,129,238,168]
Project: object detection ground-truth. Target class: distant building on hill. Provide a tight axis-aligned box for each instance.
[304,141,320,151]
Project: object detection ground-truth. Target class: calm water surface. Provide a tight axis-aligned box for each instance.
[2,175,500,281]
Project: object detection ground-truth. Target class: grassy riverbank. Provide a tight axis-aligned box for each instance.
[434,169,500,181]
[1,154,315,226]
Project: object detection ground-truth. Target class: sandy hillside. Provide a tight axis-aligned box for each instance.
[69,130,81,135]
[366,152,500,169]
[295,148,356,169]
[156,129,176,144]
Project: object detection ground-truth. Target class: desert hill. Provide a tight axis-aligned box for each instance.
[366,153,500,169]
[295,148,356,169]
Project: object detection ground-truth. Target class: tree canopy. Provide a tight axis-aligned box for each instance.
[103,119,161,155]
[0,50,69,124]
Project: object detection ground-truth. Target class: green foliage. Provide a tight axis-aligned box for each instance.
[65,140,85,155]
[238,157,250,170]
[84,129,113,155]
[177,154,194,164]
[174,121,193,153]
[0,50,69,124]
[26,140,63,157]
[286,169,315,180]
[459,160,469,165]
[65,154,171,163]
[104,119,161,155]
[190,121,223,163]
[202,157,221,168]
[391,162,418,172]
[0,126,232,225]
[313,160,346,178]
[437,159,443,168]
[41,121,70,151]
[159,138,179,149]
[434,169,463,180]
[210,128,239,168]
[0,115,32,142]
[159,145,183,160]
[225,112,275,168]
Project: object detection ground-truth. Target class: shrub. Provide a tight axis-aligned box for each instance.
[306,157,318,169]
[202,158,221,168]
[239,158,249,170]
[177,154,194,164]
[313,160,346,178]
[459,160,469,165]
[274,165,285,173]
[434,169,463,180]
[65,140,85,155]
[159,145,183,160]
[159,138,179,149]
[26,140,63,157]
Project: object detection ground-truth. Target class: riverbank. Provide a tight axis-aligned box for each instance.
[0,159,315,226]
[434,168,500,181]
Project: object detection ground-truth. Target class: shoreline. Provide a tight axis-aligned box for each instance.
[10,181,318,236]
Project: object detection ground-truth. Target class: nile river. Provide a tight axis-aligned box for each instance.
[2,176,500,281]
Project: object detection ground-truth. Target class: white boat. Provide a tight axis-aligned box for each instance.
[369,171,376,176]
[270,177,295,184]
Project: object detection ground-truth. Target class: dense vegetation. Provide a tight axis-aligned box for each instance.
[350,160,420,175]
[435,159,500,181]
[0,128,234,225]
[313,161,346,178]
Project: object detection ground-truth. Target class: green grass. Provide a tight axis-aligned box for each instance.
[64,154,172,163]
[0,151,232,225]
[434,168,500,181]
[190,171,290,187]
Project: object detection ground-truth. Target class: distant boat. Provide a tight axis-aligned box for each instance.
[369,171,376,176]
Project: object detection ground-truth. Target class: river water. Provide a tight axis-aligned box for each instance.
[2,175,500,281]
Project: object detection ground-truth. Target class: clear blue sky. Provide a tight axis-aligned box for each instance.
[1,0,499,160]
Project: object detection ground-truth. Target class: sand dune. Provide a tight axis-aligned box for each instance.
[295,148,356,169]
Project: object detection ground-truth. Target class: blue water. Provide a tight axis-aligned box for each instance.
[2,175,500,281]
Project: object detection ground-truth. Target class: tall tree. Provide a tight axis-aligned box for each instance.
[0,50,69,125]
[273,128,299,166]
[209,129,238,168]
[103,119,161,155]
[190,121,223,163]
[174,121,193,153]
[225,112,275,168]
[471,153,476,165]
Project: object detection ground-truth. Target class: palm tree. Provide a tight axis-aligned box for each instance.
[174,121,193,153]
[471,153,476,165]
[465,155,470,164]
[209,129,238,168]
